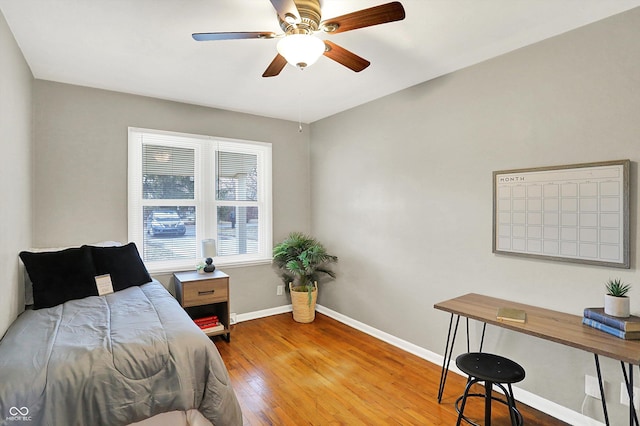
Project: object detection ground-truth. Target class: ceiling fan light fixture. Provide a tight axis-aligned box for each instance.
[277,34,325,69]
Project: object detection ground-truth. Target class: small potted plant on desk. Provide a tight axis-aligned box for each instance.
[273,232,338,323]
[604,278,631,318]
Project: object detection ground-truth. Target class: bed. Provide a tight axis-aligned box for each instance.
[0,242,242,426]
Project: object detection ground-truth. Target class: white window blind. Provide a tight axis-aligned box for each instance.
[128,128,272,272]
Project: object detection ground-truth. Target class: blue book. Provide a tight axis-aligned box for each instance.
[583,307,640,332]
[582,317,640,340]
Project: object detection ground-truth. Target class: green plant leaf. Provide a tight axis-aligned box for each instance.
[605,278,631,297]
[272,232,338,287]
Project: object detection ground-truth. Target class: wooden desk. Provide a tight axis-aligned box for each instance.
[434,293,640,426]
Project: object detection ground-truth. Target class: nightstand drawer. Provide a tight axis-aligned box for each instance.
[183,279,228,307]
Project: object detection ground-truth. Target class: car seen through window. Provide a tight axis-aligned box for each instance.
[147,211,187,236]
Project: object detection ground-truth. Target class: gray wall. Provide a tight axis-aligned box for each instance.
[32,81,311,314]
[310,7,640,424]
[0,10,33,337]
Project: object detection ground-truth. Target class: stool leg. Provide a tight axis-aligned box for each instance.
[507,383,518,426]
[485,381,492,426]
[456,378,476,426]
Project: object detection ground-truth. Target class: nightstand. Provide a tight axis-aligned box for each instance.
[174,270,231,342]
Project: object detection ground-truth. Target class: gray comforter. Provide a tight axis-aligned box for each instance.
[0,281,242,426]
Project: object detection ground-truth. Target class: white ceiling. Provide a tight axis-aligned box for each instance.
[2,1,639,123]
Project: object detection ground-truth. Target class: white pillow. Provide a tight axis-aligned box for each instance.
[22,241,122,306]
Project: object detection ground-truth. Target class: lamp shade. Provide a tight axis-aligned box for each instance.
[277,34,325,69]
[202,239,217,259]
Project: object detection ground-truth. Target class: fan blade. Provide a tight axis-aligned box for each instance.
[192,32,276,41]
[323,41,370,72]
[269,0,300,23]
[320,1,405,34]
[263,54,288,77]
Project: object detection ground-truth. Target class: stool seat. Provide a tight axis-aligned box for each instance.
[455,352,525,426]
[456,352,525,384]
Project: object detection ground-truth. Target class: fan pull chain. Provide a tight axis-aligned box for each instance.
[298,84,303,133]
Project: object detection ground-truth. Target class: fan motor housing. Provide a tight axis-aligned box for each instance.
[279,0,322,34]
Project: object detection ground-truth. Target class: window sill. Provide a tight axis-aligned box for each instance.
[148,258,272,275]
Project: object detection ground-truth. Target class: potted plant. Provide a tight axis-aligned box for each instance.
[273,232,338,323]
[604,278,631,317]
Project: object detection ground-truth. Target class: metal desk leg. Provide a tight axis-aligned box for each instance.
[594,354,610,426]
[465,317,470,353]
[620,361,639,426]
[465,319,487,352]
[438,314,460,403]
[437,315,486,403]
[479,322,487,353]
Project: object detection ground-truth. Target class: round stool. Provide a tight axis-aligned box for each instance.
[455,352,525,426]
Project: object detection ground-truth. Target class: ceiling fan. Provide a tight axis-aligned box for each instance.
[192,0,406,77]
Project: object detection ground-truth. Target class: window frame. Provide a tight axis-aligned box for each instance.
[128,127,272,273]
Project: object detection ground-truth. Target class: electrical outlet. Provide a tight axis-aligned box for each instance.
[277,285,284,296]
[585,375,602,400]
[230,313,237,325]
[620,382,640,407]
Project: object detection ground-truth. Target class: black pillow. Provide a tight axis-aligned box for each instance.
[88,242,151,291]
[19,246,98,310]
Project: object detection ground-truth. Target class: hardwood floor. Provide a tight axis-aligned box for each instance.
[215,313,568,425]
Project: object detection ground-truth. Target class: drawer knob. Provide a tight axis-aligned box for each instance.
[198,290,215,296]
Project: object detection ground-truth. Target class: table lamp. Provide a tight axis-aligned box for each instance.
[201,239,217,273]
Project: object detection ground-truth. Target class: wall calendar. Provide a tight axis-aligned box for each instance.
[493,160,629,268]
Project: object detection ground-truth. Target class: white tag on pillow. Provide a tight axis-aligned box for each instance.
[95,274,114,296]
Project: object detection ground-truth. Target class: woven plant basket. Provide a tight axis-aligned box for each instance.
[289,282,318,323]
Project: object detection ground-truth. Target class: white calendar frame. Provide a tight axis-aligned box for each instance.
[493,160,630,268]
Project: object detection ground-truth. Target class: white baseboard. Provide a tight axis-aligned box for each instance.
[235,304,292,323]
[235,304,603,426]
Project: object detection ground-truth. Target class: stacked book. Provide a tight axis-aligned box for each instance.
[582,308,640,340]
[194,315,224,334]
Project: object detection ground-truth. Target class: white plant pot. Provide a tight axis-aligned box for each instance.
[604,294,630,317]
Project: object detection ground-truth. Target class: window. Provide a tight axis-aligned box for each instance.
[128,128,272,272]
